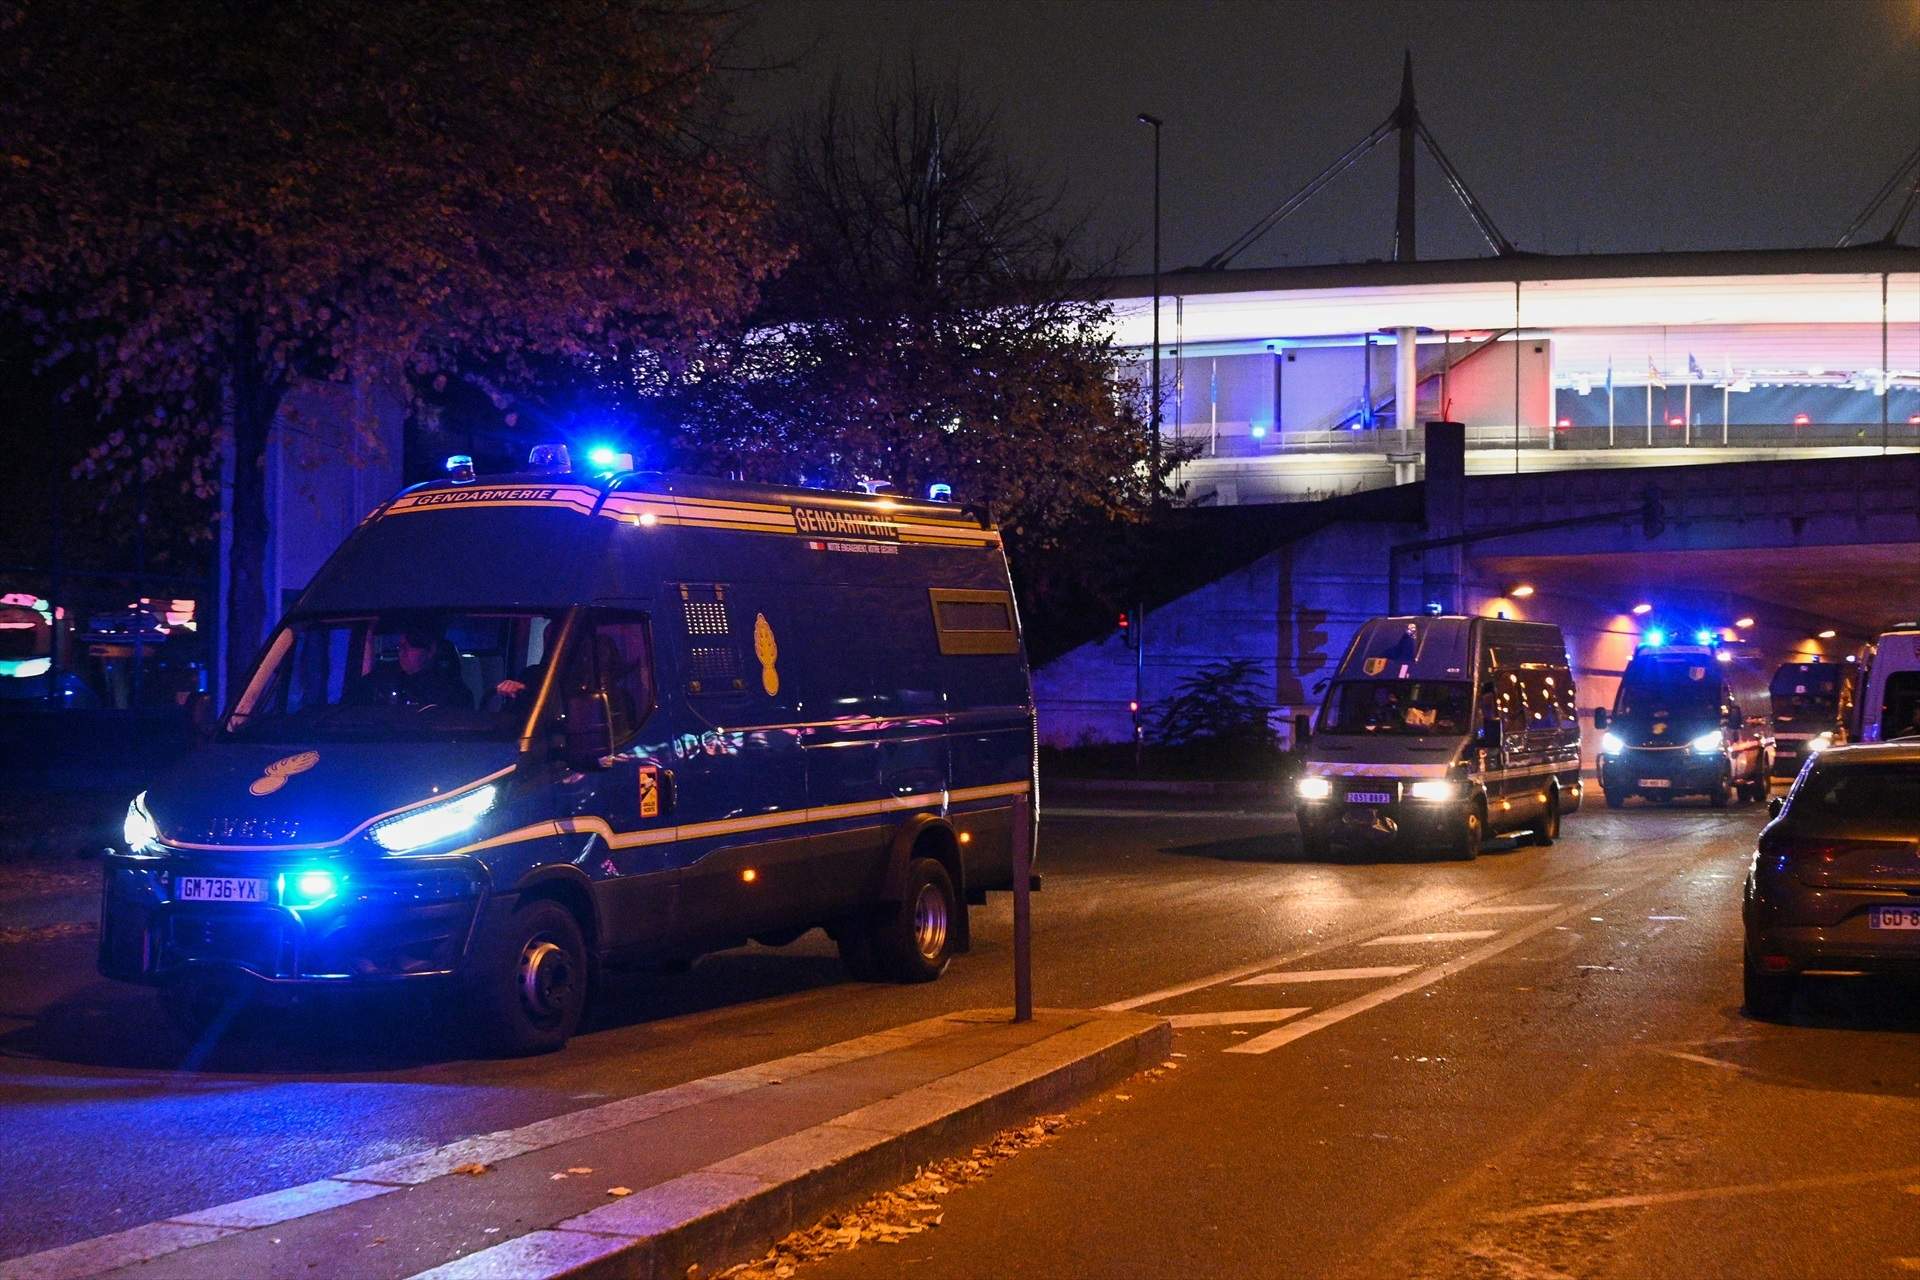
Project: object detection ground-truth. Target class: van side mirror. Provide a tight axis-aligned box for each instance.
[563,693,614,770]
[1478,717,1503,750]
[1767,796,1784,819]
[1591,707,1609,731]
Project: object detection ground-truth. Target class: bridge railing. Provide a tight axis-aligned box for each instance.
[1169,420,1920,459]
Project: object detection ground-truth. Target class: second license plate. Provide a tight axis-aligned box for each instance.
[1346,790,1393,805]
[1869,906,1920,930]
[1637,778,1672,788]
[175,876,268,904]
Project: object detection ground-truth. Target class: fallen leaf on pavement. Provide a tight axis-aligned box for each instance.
[607,1186,633,1197]
[450,1163,491,1176]
[567,1167,593,1175]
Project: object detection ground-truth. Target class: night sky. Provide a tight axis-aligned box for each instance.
[740,0,1920,274]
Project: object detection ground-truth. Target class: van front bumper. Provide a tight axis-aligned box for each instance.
[1296,787,1469,848]
[98,850,492,989]
[1598,748,1725,797]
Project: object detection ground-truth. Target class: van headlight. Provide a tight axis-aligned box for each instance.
[1600,732,1624,756]
[370,784,498,854]
[1807,732,1833,754]
[1407,780,1458,801]
[1689,730,1725,754]
[122,791,162,855]
[1295,776,1332,801]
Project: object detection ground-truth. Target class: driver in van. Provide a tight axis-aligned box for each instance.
[361,626,472,709]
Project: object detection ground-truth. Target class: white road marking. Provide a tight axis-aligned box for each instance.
[1459,1242,1579,1280]
[1166,1008,1309,1029]
[1362,930,1500,946]
[1234,966,1419,986]
[1225,872,1674,1056]
[1102,856,1672,1013]
[1044,807,1281,820]
[1647,914,1688,921]
[1655,1049,1761,1076]
[1458,903,1561,917]
[1485,1163,1920,1222]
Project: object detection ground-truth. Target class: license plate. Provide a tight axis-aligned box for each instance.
[1346,790,1393,805]
[175,876,268,904]
[1638,778,1671,789]
[1869,906,1920,930]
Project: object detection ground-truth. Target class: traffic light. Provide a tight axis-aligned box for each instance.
[1117,611,1135,649]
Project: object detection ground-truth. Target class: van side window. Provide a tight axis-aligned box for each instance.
[559,612,656,748]
[676,583,748,695]
[930,588,1019,656]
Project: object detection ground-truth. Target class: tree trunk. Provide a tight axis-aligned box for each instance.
[222,328,284,699]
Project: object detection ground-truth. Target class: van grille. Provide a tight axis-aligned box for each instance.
[169,816,306,845]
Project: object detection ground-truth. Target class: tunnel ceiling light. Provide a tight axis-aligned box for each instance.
[1734,617,1755,629]
[1631,603,1654,616]
[1817,629,1837,639]
[1509,584,1535,598]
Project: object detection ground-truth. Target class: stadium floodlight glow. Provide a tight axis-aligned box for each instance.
[1631,603,1653,616]
[371,784,498,854]
[1295,776,1332,801]
[277,867,340,910]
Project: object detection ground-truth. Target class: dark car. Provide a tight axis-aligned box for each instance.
[1742,741,1920,1018]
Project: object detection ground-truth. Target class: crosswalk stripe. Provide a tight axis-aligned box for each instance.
[1458,903,1562,917]
[1234,966,1418,986]
[1167,1009,1310,1029]
[1362,930,1500,946]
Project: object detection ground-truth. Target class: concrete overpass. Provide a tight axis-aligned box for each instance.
[1034,449,1920,754]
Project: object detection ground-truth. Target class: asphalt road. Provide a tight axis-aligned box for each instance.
[3,798,1916,1277]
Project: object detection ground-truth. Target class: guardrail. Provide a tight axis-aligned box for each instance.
[1170,421,1920,460]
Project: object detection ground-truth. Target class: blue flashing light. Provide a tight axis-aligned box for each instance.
[1644,627,1668,647]
[1693,628,1716,646]
[444,454,475,483]
[1250,425,1269,439]
[278,867,339,910]
[586,445,619,469]
[926,482,953,502]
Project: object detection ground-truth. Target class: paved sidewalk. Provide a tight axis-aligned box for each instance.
[0,1007,1167,1280]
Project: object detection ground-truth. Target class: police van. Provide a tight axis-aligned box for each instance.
[1859,624,1920,743]
[1594,640,1772,806]
[1296,615,1583,858]
[101,450,1034,1053]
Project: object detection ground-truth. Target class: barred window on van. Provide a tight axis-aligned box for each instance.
[675,583,747,694]
[929,588,1020,656]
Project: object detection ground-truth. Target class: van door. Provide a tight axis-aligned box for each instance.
[549,609,676,951]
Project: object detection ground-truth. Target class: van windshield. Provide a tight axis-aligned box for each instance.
[1771,666,1841,726]
[1615,658,1719,722]
[226,610,559,743]
[1320,680,1472,736]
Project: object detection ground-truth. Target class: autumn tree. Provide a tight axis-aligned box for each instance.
[0,0,784,688]
[637,72,1159,597]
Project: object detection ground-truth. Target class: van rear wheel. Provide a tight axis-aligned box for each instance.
[1528,790,1560,846]
[869,857,958,983]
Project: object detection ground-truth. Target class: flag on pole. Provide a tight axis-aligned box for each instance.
[1688,353,1704,381]
[1647,358,1666,389]
[1605,356,1614,397]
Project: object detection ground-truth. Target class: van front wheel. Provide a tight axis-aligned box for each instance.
[868,857,958,983]
[466,898,589,1056]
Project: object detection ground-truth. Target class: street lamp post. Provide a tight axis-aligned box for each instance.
[1135,112,1162,776]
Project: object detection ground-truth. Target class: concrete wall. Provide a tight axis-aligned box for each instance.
[1445,337,1552,428]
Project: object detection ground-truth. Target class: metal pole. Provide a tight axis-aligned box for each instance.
[1010,793,1033,1022]
[1885,273,1892,455]
[1137,113,1164,504]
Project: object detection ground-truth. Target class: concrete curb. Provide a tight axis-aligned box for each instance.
[414,1010,1169,1280]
